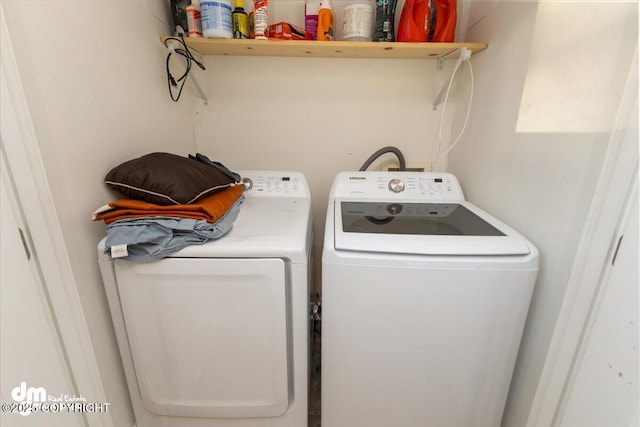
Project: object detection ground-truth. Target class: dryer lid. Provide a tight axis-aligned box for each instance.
[167,197,311,262]
[334,200,532,256]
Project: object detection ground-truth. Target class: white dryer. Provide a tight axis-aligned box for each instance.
[98,171,312,427]
[322,171,538,427]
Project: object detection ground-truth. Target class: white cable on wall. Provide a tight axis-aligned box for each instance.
[437,60,474,160]
[431,56,475,171]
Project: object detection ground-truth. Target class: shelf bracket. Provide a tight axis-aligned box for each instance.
[166,40,208,105]
[433,47,471,110]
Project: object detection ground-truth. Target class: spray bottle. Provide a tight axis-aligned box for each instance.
[316,0,334,41]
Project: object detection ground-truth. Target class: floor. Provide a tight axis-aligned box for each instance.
[309,318,321,427]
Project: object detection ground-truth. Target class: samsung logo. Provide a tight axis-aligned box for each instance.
[348,176,366,180]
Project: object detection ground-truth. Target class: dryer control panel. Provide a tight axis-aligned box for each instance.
[237,171,310,198]
[331,171,465,201]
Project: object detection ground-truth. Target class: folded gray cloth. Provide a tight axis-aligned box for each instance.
[103,196,243,262]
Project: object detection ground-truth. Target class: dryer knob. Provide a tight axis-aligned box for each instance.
[388,179,405,193]
[240,177,253,191]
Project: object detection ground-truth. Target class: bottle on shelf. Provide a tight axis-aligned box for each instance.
[431,0,456,42]
[397,0,457,43]
[201,0,233,38]
[186,0,203,37]
[343,0,374,41]
[305,0,321,40]
[253,0,269,39]
[373,0,399,42]
[232,0,250,38]
[397,0,429,42]
[316,0,334,41]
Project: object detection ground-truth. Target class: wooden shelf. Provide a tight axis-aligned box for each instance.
[162,37,487,59]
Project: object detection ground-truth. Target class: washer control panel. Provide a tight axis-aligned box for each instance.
[332,171,464,201]
[238,171,310,198]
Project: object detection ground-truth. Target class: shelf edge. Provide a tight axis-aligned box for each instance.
[161,36,488,59]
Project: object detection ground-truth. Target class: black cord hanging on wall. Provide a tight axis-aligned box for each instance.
[164,33,206,102]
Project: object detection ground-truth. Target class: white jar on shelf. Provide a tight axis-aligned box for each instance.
[201,0,233,38]
[342,0,374,41]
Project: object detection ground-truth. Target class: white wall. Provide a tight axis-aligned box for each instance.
[2,1,196,425]
[448,2,638,426]
[192,53,453,246]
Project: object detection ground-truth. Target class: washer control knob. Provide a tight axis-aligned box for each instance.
[388,179,405,193]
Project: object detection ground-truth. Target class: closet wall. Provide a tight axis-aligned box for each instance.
[3,2,195,425]
[448,2,638,425]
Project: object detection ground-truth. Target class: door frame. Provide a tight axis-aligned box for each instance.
[0,5,112,427]
[526,47,638,427]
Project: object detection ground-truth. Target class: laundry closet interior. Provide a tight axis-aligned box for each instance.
[1,1,637,427]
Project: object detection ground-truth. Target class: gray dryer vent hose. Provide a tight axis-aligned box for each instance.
[359,146,407,171]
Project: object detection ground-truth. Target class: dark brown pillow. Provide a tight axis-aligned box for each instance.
[105,152,236,205]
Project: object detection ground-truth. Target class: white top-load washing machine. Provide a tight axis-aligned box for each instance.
[98,171,312,427]
[322,171,539,427]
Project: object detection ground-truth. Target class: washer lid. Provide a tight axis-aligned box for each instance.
[334,200,531,256]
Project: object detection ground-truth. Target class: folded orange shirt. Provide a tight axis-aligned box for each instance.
[92,185,243,225]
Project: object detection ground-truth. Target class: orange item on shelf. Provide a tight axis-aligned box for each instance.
[316,0,334,41]
[397,0,456,43]
[269,22,313,40]
[397,0,430,42]
[431,0,456,42]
